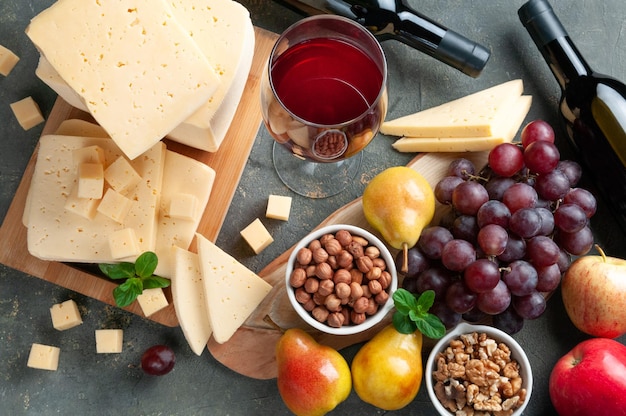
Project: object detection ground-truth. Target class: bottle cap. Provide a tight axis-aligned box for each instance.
[438,31,491,78]
[518,0,567,45]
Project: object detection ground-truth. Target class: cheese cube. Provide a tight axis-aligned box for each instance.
[108,228,140,259]
[73,145,105,166]
[50,299,83,331]
[97,188,133,223]
[266,195,292,221]
[104,156,142,194]
[95,329,124,353]
[64,185,100,220]
[27,343,60,370]
[77,163,104,199]
[136,287,169,317]
[169,193,198,221]
[0,43,19,76]
[10,96,45,130]
[240,218,273,254]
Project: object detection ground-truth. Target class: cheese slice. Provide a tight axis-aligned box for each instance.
[381,79,524,138]
[35,56,88,112]
[392,95,533,153]
[55,119,108,138]
[172,247,212,356]
[195,233,272,344]
[26,0,220,160]
[165,0,255,152]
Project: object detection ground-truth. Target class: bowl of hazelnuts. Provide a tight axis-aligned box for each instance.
[285,224,398,335]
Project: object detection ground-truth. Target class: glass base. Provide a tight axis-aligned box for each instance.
[272,142,362,199]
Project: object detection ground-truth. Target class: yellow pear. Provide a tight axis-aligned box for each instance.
[351,324,423,410]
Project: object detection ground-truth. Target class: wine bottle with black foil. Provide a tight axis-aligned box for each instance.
[273,0,490,78]
[519,0,626,234]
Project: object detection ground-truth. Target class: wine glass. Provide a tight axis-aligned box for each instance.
[260,15,388,198]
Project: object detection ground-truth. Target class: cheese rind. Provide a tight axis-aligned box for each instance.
[0,43,20,76]
[27,343,60,370]
[196,233,272,344]
[381,79,524,138]
[50,299,83,331]
[10,96,45,130]
[240,218,274,254]
[95,329,124,353]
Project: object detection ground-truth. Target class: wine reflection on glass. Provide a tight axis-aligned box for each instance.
[260,15,388,198]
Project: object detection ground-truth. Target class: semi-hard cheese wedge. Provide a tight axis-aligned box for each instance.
[25,0,220,160]
[166,0,255,152]
[35,56,88,113]
[381,79,524,138]
[25,134,164,263]
[392,95,533,153]
[172,247,212,356]
[195,233,272,344]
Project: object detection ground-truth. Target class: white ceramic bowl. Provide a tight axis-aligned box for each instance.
[285,224,397,336]
[425,322,533,416]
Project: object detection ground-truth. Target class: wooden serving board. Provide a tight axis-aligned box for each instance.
[208,151,490,380]
[0,27,279,327]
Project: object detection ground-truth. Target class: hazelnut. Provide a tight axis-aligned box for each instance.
[327,255,338,270]
[324,294,342,312]
[308,239,322,251]
[353,296,369,314]
[336,250,354,268]
[315,262,333,280]
[347,241,364,258]
[318,279,335,297]
[375,290,389,305]
[312,247,329,264]
[372,257,386,271]
[313,292,326,306]
[335,282,351,299]
[365,298,378,315]
[319,233,334,247]
[335,229,353,247]
[305,264,317,277]
[365,266,382,281]
[356,256,373,273]
[368,279,383,295]
[350,269,364,285]
[324,238,342,256]
[352,236,369,246]
[302,299,316,312]
[361,284,372,298]
[295,287,311,304]
[296,247,313,265]
[289,268,307,288]
[349,282,364,301]
[312,306,329,323]
[333,268,352,285]
[327,312,345,328]
[304,277,319,294]
[379,271,392,290]
[350,310,367,325]
[365,246,381,259]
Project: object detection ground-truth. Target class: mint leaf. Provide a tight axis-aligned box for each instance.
[392,288,445,339]
[392,288,419,315]
[416,313,446,339]
[416,289,435,312]
[113,278,143,308]
[392,311,416,334]
[135,251,158,278]
[142,275,170,290]
[99,262,135,279]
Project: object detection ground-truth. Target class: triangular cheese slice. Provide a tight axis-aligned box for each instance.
[381,79,524,138]
[172,247,212,356]
[196,233,272,344]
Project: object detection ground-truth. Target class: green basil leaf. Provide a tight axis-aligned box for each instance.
[99,262,135,279]
[392,288,419,315]
[113,278,143,308]
[392,311,417,334]
[416,290,436,313]
[416,313,446,339]
[135,251,158,279]
[142,275,170,289]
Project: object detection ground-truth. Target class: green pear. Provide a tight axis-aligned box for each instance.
[276,328,351,416]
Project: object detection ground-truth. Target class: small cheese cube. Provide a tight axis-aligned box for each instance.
[50,299,83,331]
[95,329,123,353]
[169,193,198,221]
[27,343,60,370]
[104,156,142,194]
[0,43,19,76]
[108,228,140,259]
[136,287,169,317]
[266,195,292,221]
[10,96,44,130]
[73,145,105,165]
[97,188,133,223]
[64,185,100,220]
[240,218,273,254]
[77,162,104,199]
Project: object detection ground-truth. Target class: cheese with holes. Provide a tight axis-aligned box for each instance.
[136,287,169,317]
[392,95,533,153]
[35,56,87,111]
[196,233,272,344]
[381,80,525,138]
[95,329,124,353]
[109,228,141,259]
[172,247,212,355]
[50,299,83,331]
[104,156,142,195]
[57,119,108,138]
[97,188,133,223]
[64,185,100,220]
[77,163,104,199]
[10,96,45,130]
[27,343,60,370]
[26,0,220,160]
[0,43,19,76]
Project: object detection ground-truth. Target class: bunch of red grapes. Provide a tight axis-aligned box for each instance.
[400,120,598,334]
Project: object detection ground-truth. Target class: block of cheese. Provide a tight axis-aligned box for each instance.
[97,188,133,223]
[26,0,220,160]
[0,43,20,76]
[381,79,524,138]
[73,145,105,165]
[153,150,215,278]
[104,156,142,195]
[57,119,108,138]
[95,329,124,353]
[77,162,104,199]
[108,228,141,259]
[240,218,274,254]
[10,96,45,130]
[27,343,60,370]
[166,1,255,151]
[64,185,100,220]
[172,247,212,355]
[35,56,88,111]
[26,135,164,263]
[136,287,169,317]
[266,195,292,221]
[50,299,83,331]
[392,95,533,153]
[196,233,272,344]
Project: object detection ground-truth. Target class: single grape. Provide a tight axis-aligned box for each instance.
[502,260,538,296]
[477,224,508,256]
[488,143,524,177]
[535,207,555,236]
[452,181,489,216]
[141,345,176,376]
[415,267,454,300]
[430,301,462,329]
[526,235,560,268]
[462,307,488,323]
[563,187,597,218]
[554,203,588,233]
[445,280,478,314]
[497,232,527,263]
[441,239,476,272]
[476,199,511,228]
[493,306,525,335]
[524,140,560,174]
[447,158,476,179]
[509,207,542,239]
[555,226,594,256]
[401,275,419,293]
[556,159,582,186]
[463,258,501,293]
[476,280,511,315]
[535,263,562,292]
[418,226,454,260]
[435,175,464,205]
[520,119,555,148]
[534,169,571,201]
[394,246,430,279]
[512,291,547,319]
[451,215,479,244]
[557,248,572,273]
[502,182,538,213]
[485,176,516,201]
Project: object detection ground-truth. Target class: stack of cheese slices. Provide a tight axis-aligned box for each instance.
[381,79,532,152]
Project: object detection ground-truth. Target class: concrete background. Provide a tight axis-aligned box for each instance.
[2,0,626,414]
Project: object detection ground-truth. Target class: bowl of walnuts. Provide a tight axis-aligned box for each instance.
[425,322,533,416]
[285,224,398,336]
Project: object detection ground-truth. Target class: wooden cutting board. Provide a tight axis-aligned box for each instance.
[0,27,279,327]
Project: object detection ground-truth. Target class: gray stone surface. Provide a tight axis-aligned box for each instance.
[2,0,626,415]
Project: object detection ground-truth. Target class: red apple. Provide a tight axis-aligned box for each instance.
[561,250,626,338]
[550,338,626,416]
